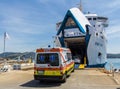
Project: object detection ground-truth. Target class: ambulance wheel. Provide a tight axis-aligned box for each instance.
[62,74,67,83]
[72,68,74,72]
[72,64,75,72]
[39,80,45,83]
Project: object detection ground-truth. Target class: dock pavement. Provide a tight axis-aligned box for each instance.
[0,68,120,89]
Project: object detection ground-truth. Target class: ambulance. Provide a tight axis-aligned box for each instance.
[34,47,74,82]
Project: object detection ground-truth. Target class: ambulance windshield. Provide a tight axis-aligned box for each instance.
[37,53,59,66]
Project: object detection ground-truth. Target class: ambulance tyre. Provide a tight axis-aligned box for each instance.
[39,79,45,83]
[72,67,74,72]
[62,73,67,83]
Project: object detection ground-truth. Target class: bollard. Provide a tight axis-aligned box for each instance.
[112,66,114,77]
[109,63,113,73]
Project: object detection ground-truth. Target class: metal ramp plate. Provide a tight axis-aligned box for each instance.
[75,64,85,69]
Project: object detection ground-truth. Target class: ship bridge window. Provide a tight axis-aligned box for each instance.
[88,18,92,20]
[93,18,97,20]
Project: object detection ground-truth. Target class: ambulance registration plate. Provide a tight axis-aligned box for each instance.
[38,71,44,75]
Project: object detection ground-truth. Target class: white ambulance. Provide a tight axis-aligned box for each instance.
[34,47,74,82]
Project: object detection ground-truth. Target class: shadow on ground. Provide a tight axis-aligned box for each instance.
[20,80,62,88]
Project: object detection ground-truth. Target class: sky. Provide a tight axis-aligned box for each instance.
[0,0,120,53]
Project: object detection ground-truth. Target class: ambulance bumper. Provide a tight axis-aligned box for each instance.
[34,75,63,81]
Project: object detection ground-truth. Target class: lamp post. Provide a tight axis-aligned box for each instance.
[3,32,10,58]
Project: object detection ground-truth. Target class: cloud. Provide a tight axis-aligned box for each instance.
[0,0,120,53]
[101,0,120,15]
[106,26,120,40]
[106,18,120,39]
[107,0,120,9]
[0,1,57,53]
[0,1,55,35]
[107,25,120,35]
[36,0,50,4]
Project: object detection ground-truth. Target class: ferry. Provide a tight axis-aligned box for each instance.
[55,7,108,68]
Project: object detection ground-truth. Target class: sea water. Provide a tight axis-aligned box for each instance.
[105,58,120,70]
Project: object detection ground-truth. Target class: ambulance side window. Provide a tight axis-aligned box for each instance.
[66,53,72,61]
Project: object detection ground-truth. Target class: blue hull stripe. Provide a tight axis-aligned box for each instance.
[87,62,107,68]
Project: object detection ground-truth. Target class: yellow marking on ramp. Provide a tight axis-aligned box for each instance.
[79,64,85,69]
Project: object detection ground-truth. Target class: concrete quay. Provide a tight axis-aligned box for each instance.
[0,69,120,89]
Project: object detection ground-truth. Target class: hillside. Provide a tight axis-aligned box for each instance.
[0,52,35,60]
[107,53,120,58]
[0,52,120,59]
